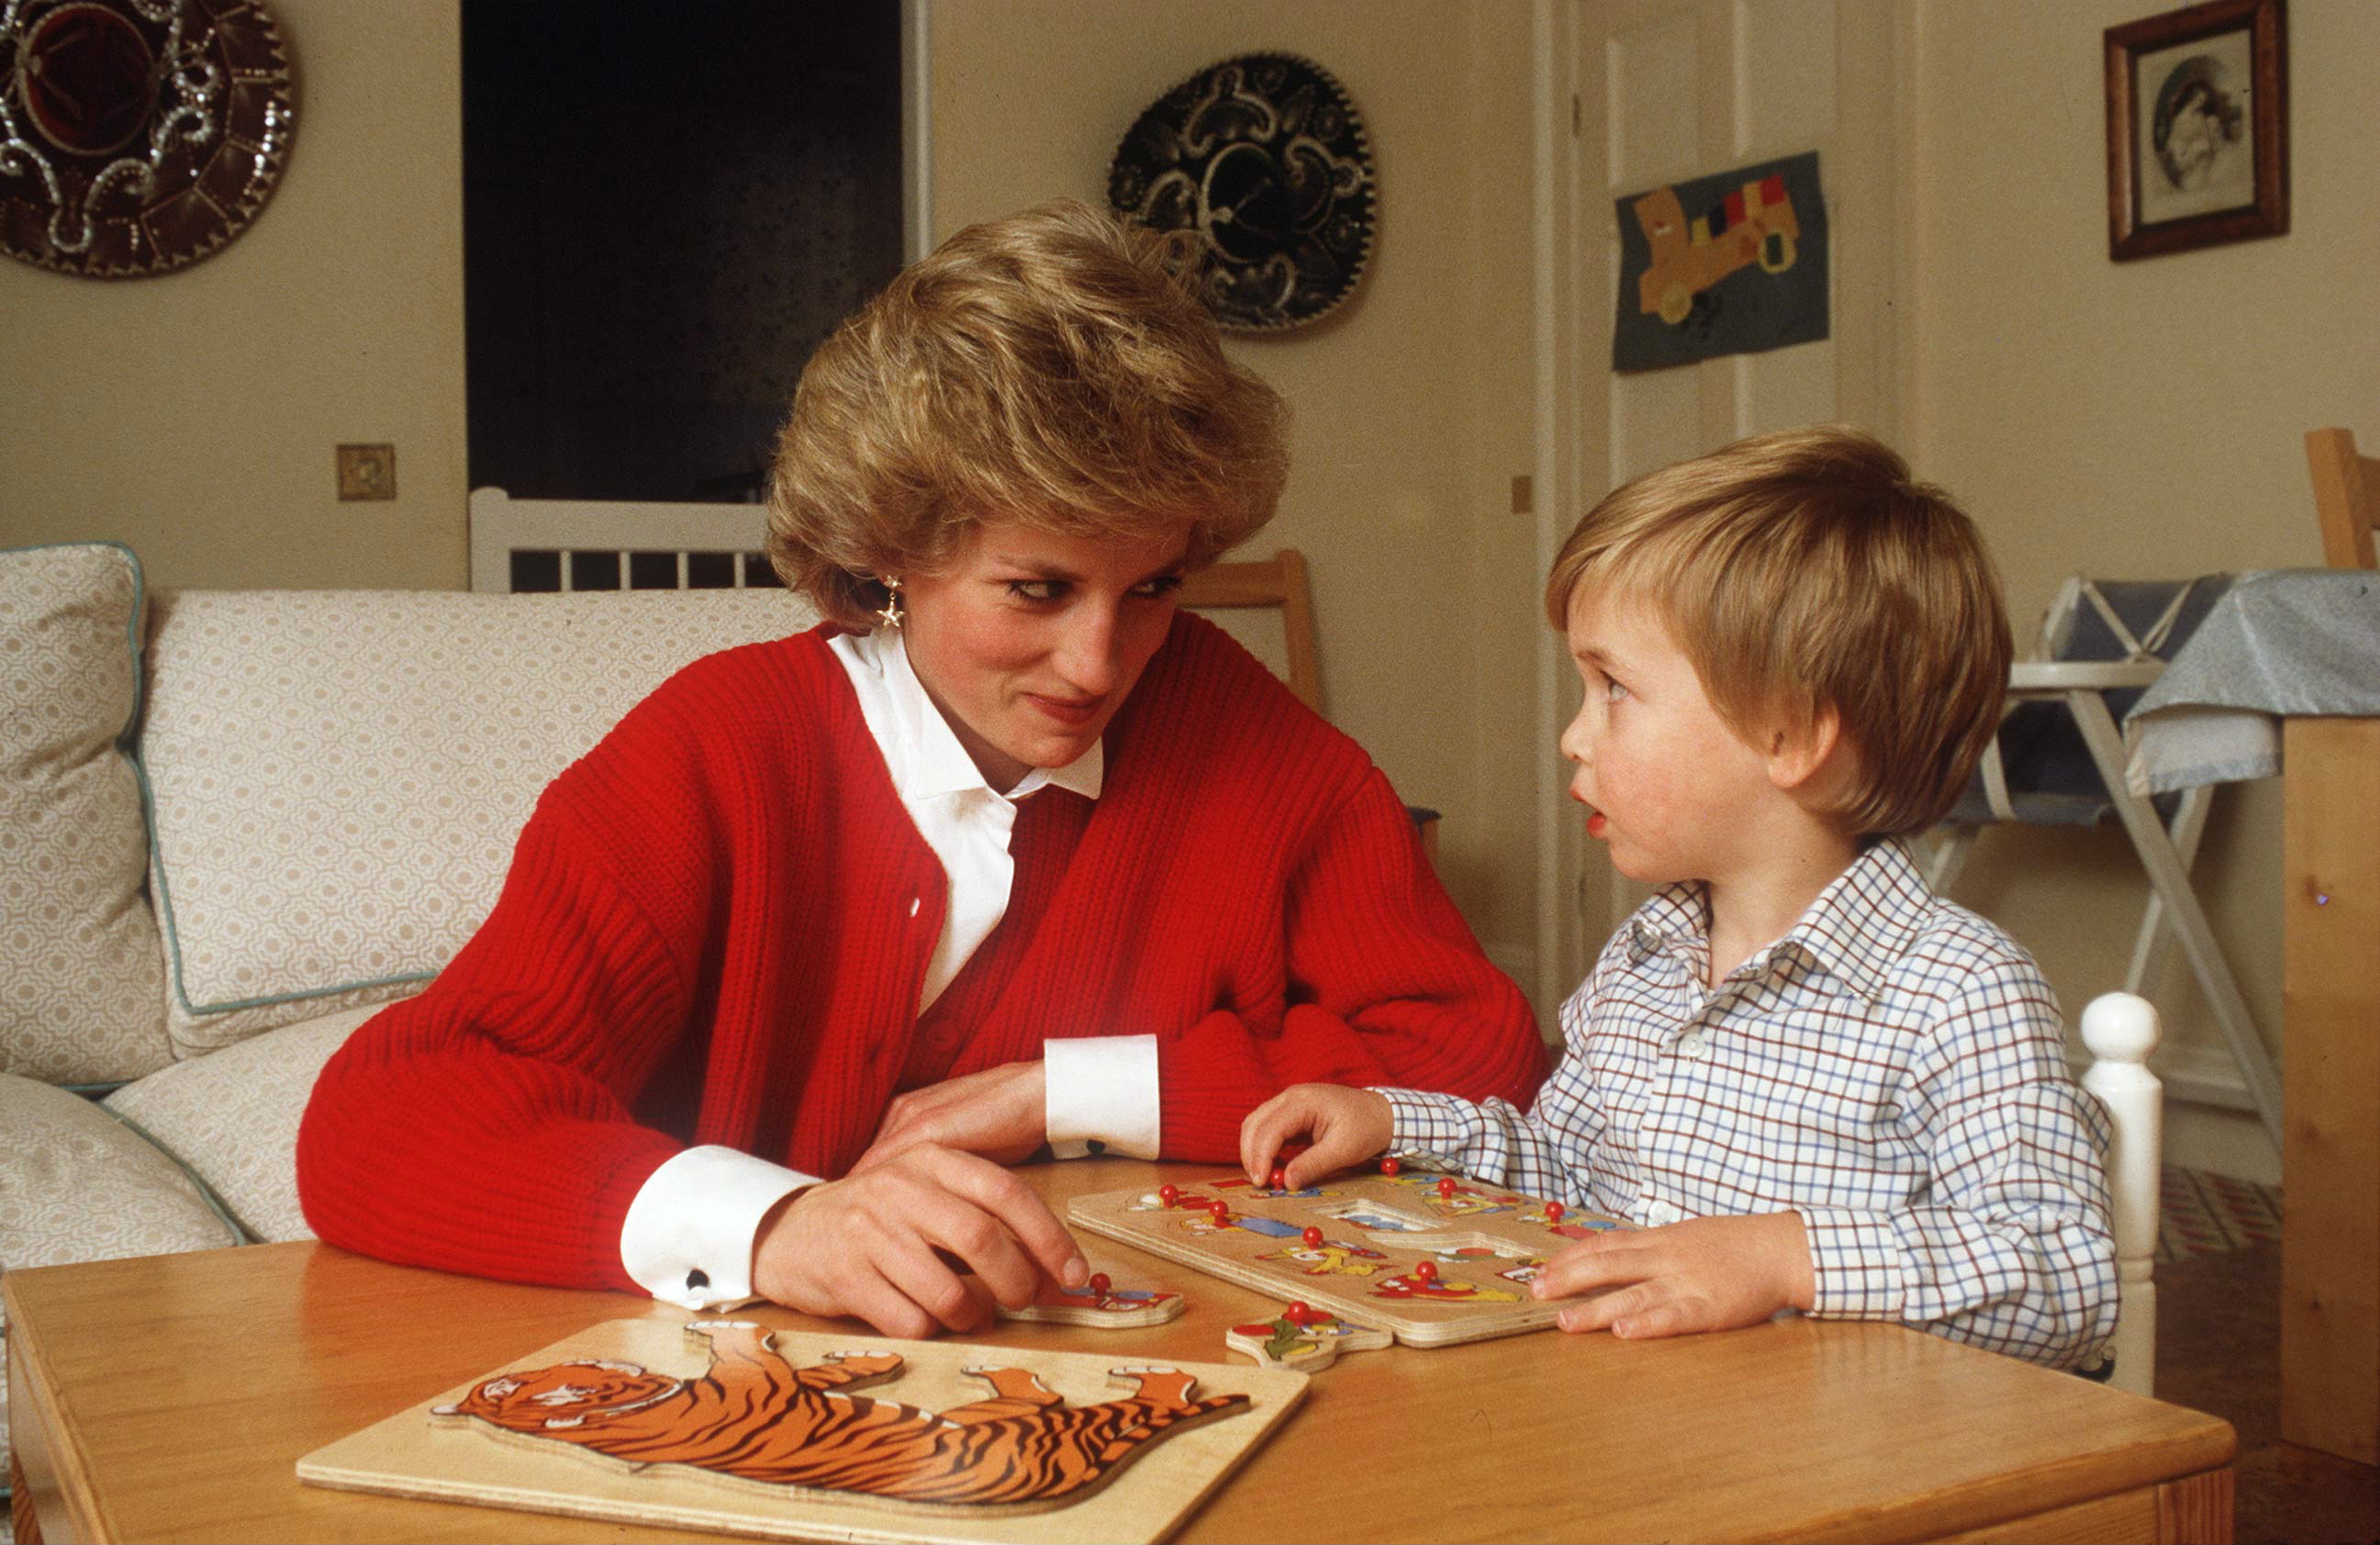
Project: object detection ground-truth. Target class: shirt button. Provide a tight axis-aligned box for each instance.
[1679,1032,1707,1058]
[908,895,921,918]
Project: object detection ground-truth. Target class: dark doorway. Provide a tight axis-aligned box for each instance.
[463,2,905,503]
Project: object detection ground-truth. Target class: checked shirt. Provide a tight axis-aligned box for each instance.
[1380,839,2118,1368]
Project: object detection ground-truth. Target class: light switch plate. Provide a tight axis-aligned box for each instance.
[336,443,396,500]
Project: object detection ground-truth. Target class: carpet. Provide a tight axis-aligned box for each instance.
[2159,1165,2282,1263]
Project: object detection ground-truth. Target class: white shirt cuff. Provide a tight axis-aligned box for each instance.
[1045,1035,1160,1159]
[620,1145,818,1310]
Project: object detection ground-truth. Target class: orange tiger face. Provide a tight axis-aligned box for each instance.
[434,1359,684,1432]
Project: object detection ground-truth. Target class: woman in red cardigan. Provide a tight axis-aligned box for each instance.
[297,201,1545,1338]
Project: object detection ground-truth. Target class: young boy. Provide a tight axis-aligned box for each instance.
[1243,426,2117,1369]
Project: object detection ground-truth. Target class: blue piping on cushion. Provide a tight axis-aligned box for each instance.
[95,1102,259,1247]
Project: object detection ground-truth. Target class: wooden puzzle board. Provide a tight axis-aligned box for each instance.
[1070,1171,1628,1348]
[297,1318,1304,1545]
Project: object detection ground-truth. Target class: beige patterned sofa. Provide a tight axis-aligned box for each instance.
[0,541,816,1503]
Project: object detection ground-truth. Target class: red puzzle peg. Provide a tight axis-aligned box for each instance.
[1546,1202,1566,1224]
[1088,1271,1111,1294]
[1209,1200,1230,1225]
[1302,1225,1324,1248]
[1284,1301,1312,1326]
[1157,1183,1179,1208]
[1414,1260,1439,1283]
[1268,1166,1287,1191]
[1436,1176,1458,1201]
[1380,1157,1402,1177]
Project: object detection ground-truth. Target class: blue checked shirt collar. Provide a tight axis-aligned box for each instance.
[1626,837,1932,1002]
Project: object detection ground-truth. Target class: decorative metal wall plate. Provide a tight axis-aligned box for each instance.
[1109,52,1374,332]
[2,0,296,278]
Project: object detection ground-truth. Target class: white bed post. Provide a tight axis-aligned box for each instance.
[2081,991,2162,1397]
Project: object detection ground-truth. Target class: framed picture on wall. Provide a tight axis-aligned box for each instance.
[2105,0,2287,261]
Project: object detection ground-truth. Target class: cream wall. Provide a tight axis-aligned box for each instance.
[1905,0,2379,1174]
[18,0,2352,1103]
[930,0,1547,977]
[0,1,467,591]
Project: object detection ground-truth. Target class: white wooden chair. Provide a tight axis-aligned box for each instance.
[2081,990,2163,1398]
[1929,576,2280,1147]
[468,487,775,594]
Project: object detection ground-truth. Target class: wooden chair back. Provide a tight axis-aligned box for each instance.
[2306,427,2379,570]
[1175,550,1437,859]
[1179,549,1322,711]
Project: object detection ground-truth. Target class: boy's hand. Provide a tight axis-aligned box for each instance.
[1531,1211,1816,1338]
[1240,1084,1392,1189]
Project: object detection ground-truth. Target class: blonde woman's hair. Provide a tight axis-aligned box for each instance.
[1544,426,2011,836]
[767,199,1291,627]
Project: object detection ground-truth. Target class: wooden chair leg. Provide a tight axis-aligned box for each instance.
[2123,784,2213,997]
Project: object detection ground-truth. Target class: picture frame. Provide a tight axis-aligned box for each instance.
[2105,0,2287,261]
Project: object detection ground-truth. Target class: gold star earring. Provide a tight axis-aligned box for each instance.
[872,576,906,631]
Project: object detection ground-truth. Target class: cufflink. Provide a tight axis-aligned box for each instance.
[686,1269,710,1293]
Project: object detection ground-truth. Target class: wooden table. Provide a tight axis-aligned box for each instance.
[2281,716,2380,1463]
[8,1158,2234,1543]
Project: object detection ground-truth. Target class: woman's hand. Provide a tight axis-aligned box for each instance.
[750,1144,1087,1339]
[1529,1211,1816,1338]
[850,1060,1047,1173]
[1239,1083,1392,1190]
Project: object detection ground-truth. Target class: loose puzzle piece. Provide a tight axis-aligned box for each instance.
[428,1319,1248,1513]
[1224,1307,1392,1371]
[996,1272,1186,1329]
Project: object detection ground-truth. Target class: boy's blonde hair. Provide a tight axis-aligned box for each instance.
[767,199,1290,628]
[1545,426,2010,836]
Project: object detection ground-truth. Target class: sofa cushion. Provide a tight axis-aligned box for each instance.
[141,588,814,1053]
[103,1001,394,1243]
[0,543,171,1082]
[0,1072,241,1515]
[0,1073,242,1311]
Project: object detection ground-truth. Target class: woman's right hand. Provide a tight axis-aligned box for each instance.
[750,1145,1087,1338]
[1240,1083,1393,1191]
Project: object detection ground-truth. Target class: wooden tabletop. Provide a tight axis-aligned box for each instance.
[7,1158,2234,1543]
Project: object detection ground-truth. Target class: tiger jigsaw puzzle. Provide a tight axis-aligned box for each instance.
[298,1317,1307,1543]
[430,1319,1244,1509]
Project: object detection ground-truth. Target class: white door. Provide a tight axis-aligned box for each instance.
[1536,0,1905,1004]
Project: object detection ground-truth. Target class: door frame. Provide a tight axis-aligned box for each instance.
[1530,0,1596,1025]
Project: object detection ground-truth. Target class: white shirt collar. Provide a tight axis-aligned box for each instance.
[839,628,1103,805]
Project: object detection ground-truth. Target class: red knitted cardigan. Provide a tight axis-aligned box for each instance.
[296,616,1546,1292]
